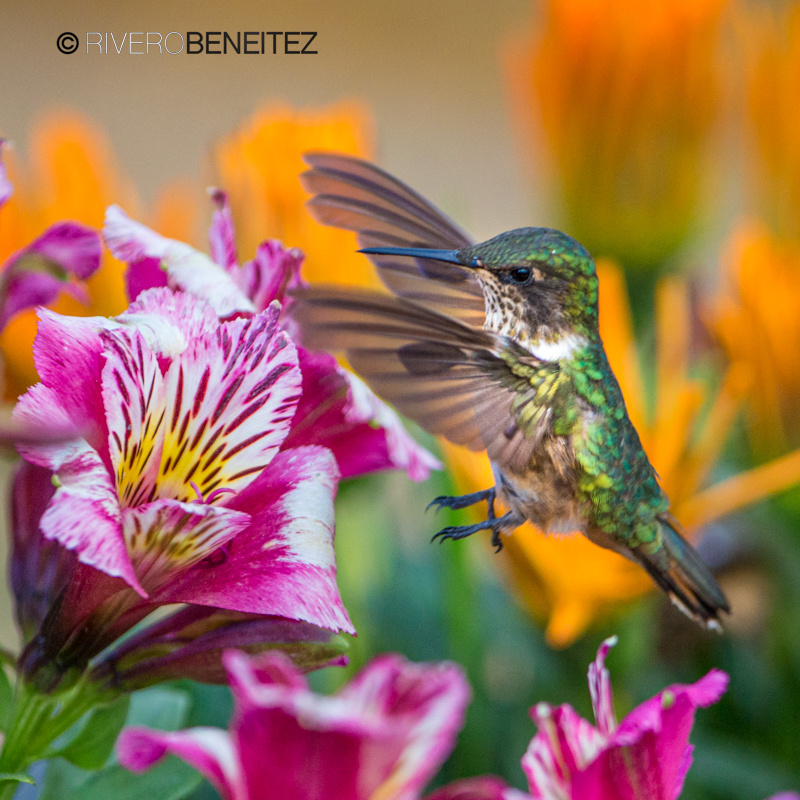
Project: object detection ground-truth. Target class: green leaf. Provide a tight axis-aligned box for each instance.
[0,771,35,785]
[0,666,13,733]
[125,686,191,733]
[48,696,131,770]
[63,758,202,800]
[38,759,90,800]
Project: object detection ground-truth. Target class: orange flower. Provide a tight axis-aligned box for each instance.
[445,260,800,647]
[213,102,378,288]
[0,112,136,397]
[743,2,800,238]
[706,220,800,455]
[505,0,726,268]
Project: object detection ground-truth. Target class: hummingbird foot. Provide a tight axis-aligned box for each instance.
[432,510,518,553]
[426,488,496,513]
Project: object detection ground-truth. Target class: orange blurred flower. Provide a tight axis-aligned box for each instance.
[505,0,726,269]
[743,2,800,238]
[0,112,136,397]
[706,220,800,456]
[213,102,378,288]
[446,260,800,647]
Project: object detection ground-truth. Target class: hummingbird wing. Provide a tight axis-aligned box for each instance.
[300,152,485,327]
[291,286,572,473]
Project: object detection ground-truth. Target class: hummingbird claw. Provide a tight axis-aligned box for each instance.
[426,488,496,513]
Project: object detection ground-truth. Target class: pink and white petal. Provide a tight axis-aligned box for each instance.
[611,669,729,748]
[32,309,119,458]
[574,669,729,800]
[208,188,238,270]
[125,255,169,303]
[222,651,468,800]
[118,287,220,359]
[342,369,441,481]
[13,383,82,466]
[118,726,245,800]
[588,636,618,736]
[103,205,253,319]
[339,655,471,800]
[34,437,141,594]
[523,702,604,799]
[123,498,251,594]
[237,240,305,312]
[0,222,102,330]
[159,446,353,633]
[220,650,380,800]
[19,221,102,280]
[284,350,441,481]
[101,327,166,508]
[425,777,527,800]
[155,305,301,503]
[0,139,12,209]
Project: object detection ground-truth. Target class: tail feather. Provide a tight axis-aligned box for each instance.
[636,516,730,630]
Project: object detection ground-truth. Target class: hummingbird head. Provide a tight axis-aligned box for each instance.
[361,227,599,348]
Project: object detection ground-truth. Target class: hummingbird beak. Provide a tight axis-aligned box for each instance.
[358,246,467,265]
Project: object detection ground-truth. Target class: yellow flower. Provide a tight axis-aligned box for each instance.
[0,111,136,397]
[743,2,800,238]
[706,220,800,455]
[445,260,800,647]
[213,102,378,288]
[505,0,726,268]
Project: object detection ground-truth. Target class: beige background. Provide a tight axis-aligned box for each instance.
[1,0,542,240]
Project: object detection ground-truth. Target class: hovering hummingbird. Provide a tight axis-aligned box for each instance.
[292,151,730,630]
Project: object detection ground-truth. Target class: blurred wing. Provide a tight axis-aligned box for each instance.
[300,152,485,327]
[292,286,567,472]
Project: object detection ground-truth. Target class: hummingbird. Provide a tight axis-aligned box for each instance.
[291,151,730,630]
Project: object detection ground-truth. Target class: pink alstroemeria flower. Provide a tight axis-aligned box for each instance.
[119,651,471,800]
[14,287,353,690]
[102,194,441,482]
[521,636,729,800]
[0,140,103,332]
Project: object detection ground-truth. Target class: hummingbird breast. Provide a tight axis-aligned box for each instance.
[491,434,588,536]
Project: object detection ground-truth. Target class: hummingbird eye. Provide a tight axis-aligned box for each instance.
[509,267,533,284]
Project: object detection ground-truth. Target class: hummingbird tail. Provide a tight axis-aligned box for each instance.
[637,516,730,630]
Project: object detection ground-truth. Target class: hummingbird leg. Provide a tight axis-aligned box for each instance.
[426,487,496,513]
[432,509,519,553]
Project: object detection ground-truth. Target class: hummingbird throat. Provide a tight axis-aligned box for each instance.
[478,274,587,361]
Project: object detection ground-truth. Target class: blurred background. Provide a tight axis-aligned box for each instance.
[2,0,800,797]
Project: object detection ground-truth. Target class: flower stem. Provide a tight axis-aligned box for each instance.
[0,672,112,794]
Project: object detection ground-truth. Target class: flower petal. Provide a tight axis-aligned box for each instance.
[118,726,244,800]
[523,702,605,799]
[0,222,103,330]
[588,636,618,736]
[237,239,305,312]
[222,650,470,800]
[425,777,526,800]
[101,327,165,508]
[284,349,441,481]
[123,498,251,593]
[155,304,301,503]
[14,393,142,593]
[157,446,353,633]
[342,369,442,481]
[103,205,254,318]
[208,188,238,270]
[32,309,118,457]
[10,461,77,642]
[91,606,348,690]
[117,287,220,359]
